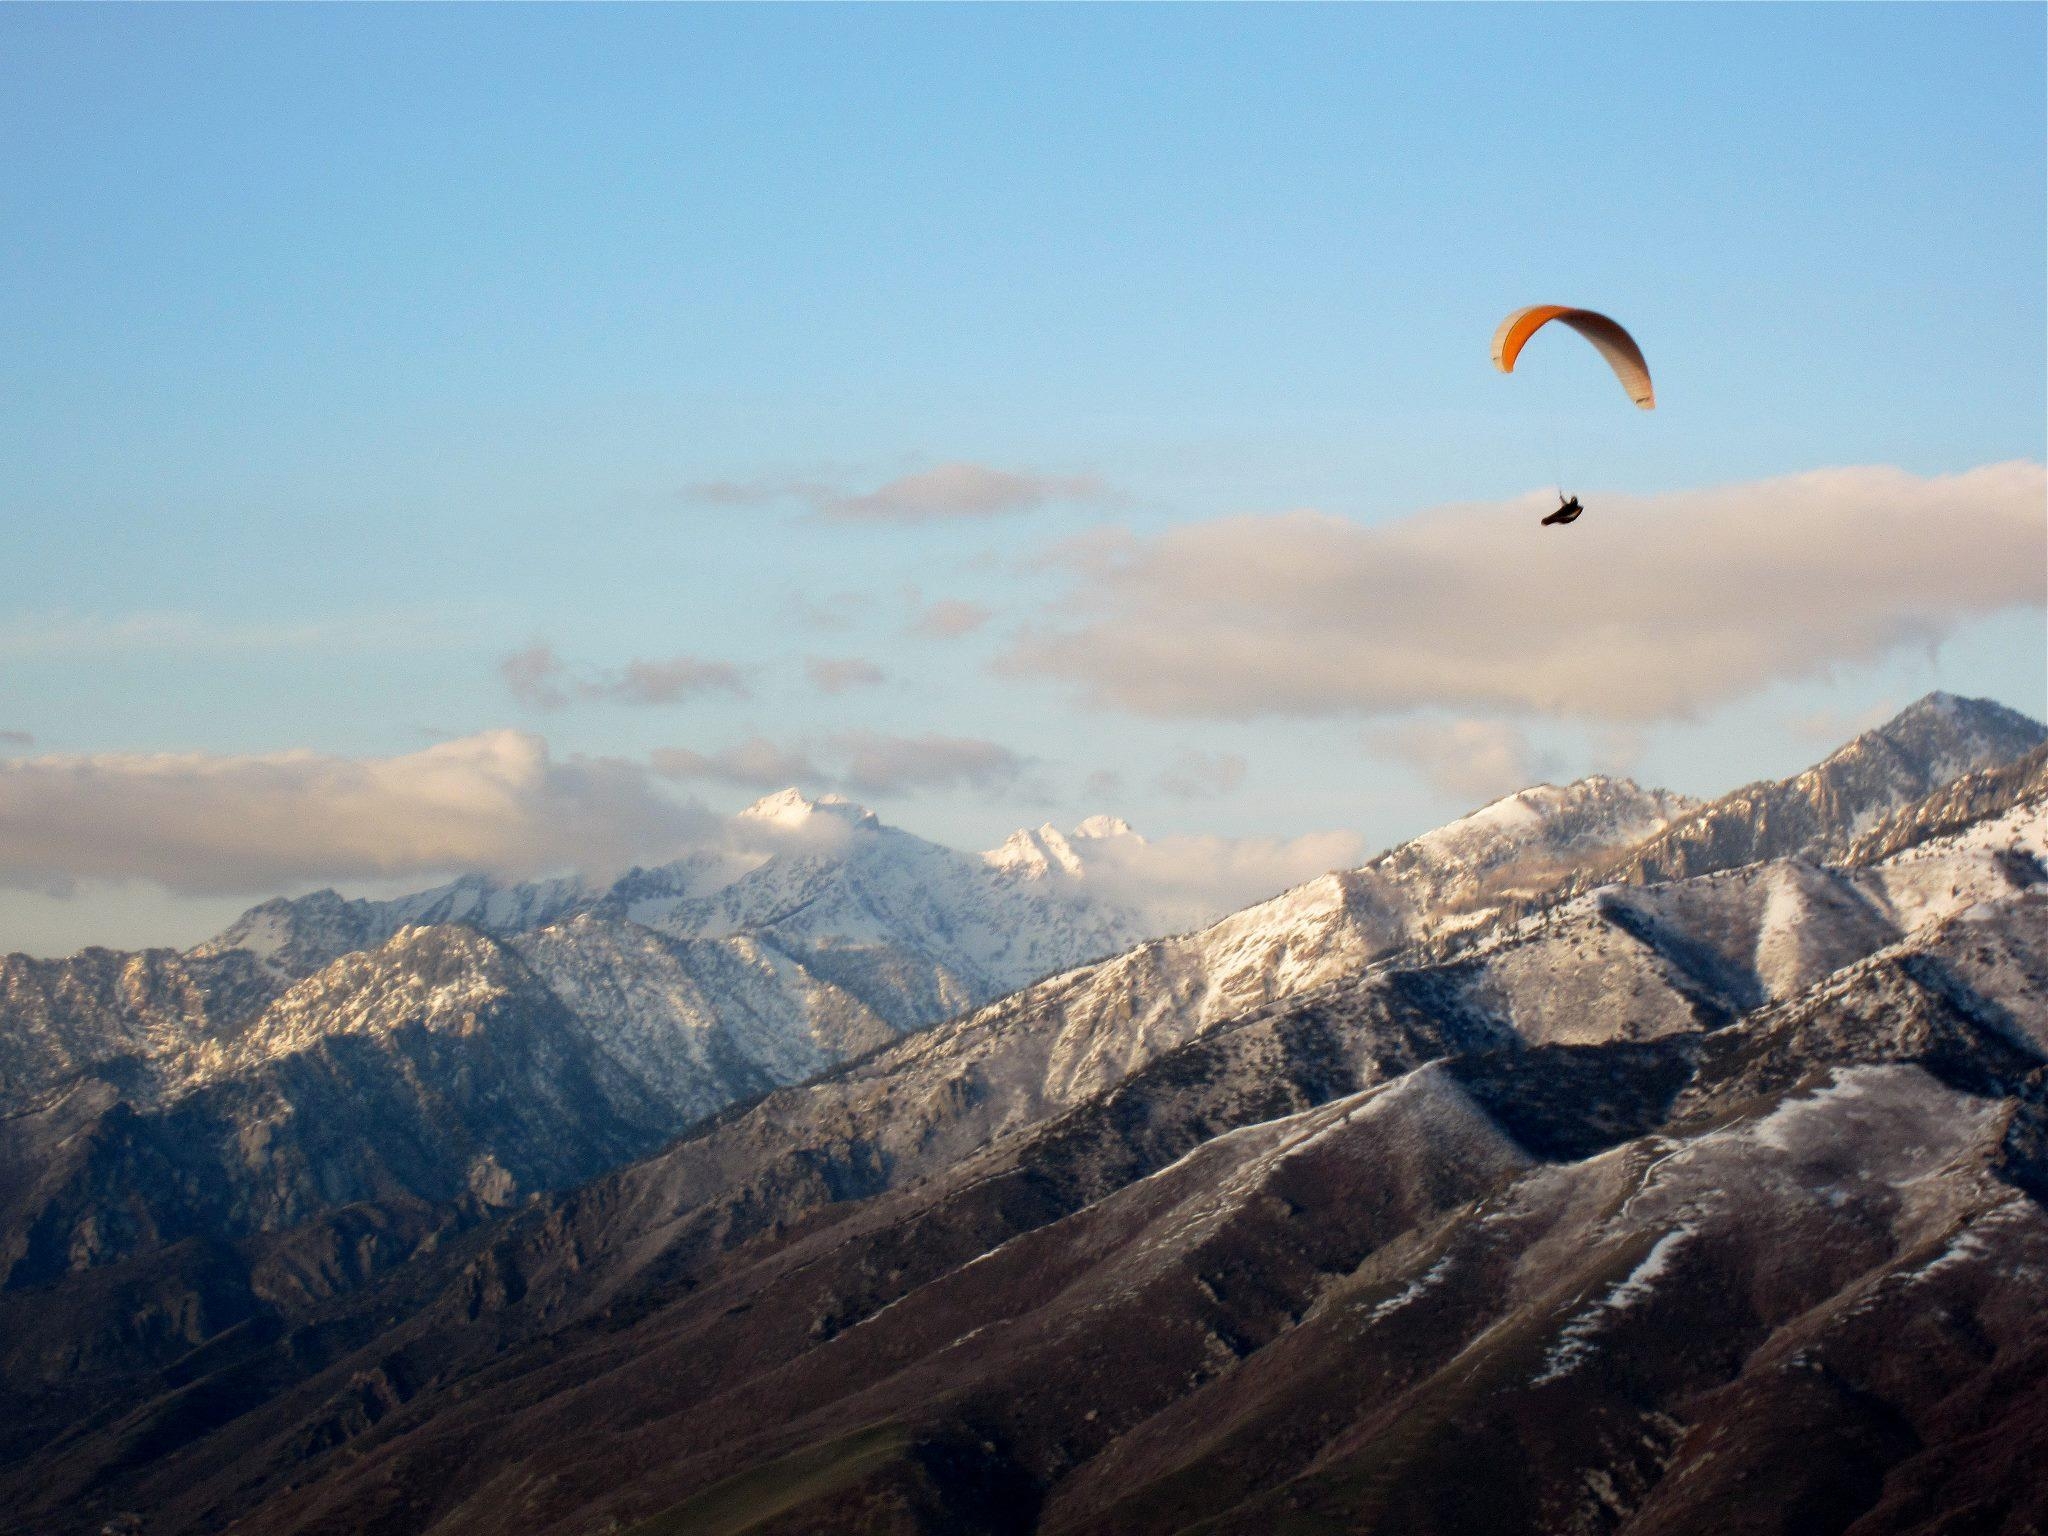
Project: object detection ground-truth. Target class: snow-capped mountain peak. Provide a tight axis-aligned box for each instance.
[983,815,1145,878]
[983,823,1088,879]
[1071,814,1140,842]
[1833,690,2046,790]
[1394,775,1694,887]
[736,787,880,832]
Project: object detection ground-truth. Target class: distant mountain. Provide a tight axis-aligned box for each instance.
[5,745,2041,1536]
[0,796,1181,1284]
[191,790,1164,1019]
[8,793,1165,1102]
[192,865,704,980]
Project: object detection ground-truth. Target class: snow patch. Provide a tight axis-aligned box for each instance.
[1367,1253,1455,1322]
[1532,1226,1694,1386]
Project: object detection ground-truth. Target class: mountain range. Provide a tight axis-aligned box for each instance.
[1,691,2044,1535]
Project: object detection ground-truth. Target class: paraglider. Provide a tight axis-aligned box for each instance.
[1492,305,1654,527]
[1492,306,1654,409]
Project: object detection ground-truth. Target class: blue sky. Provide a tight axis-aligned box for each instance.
[3,4,2043,954]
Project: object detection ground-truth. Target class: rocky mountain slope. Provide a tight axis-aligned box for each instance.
[1574,692,2043,893]
[0,944,282,1113]
[1,721,2043,1535]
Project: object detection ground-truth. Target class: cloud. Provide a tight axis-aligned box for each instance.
[833,731,1029,797]
[650,737,831,792]
[500,643,573,710]
[689,462,1115,525]
[685,477,834,510]
[650,730,1031,800]
[0,732,716,897]
[0,731,31,749]
[910,598,993,639]
[1155,750,1248,799]
[1004,463,2047,723]
[822,464,1109,524]
[0,726,1356,933]
[1082,829,1367,931]
[611,656,749,706]
[1366,718,1560,803]
[805,656,887,695]
[1784,698,1900,745]
[499,644,749,711]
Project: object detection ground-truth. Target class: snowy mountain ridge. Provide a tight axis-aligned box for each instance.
[1577,691,2045,895]
[190,790,1155,991]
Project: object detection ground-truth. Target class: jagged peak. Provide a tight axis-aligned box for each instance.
[737,788,880,831]
[1071,814,1141,842]
[1384,774,1692,880]
[1817,691,2045,785]
[985,823,1086,878]
[1856,690,2043,750]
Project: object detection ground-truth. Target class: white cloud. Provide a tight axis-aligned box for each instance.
[1082,829,1366,931]
[689,462,1115,524]
[650,737,831,792]
[833,731,1029,797]
[650,730,1030,800]
[499,644,749,711]
[0,732,716,897]
[1366,718,1560,802]
[821,463,1109,524]
[0,727,1365,941]
[1005,463,2047,723]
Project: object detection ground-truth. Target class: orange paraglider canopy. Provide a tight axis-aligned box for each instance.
[1492,305,1655,410]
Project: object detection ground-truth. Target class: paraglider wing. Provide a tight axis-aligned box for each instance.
[1492,305,1655,410]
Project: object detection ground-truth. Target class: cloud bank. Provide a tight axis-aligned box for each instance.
[649,738,829,793]
[1366,718,1560,802]
[0,732,715,897]
[653,730,1029,799]
[1080,829,1366,931]
[0,728,1351,937]
[1005,463,2046,722]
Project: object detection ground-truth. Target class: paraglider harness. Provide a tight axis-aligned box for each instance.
[1542,494,1583,527]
